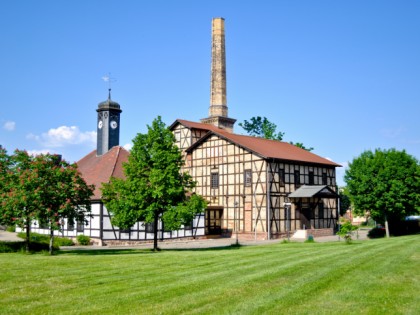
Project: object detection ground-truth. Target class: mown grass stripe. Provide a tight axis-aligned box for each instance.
[0,235,418,315]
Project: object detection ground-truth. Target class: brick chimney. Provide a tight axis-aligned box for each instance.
[201,17,236,132]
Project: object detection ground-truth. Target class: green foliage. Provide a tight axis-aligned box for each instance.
[239,116,285,140]
[239,116,314,151]
[338,187,351,215]
[17,232,73,246]
[102,116,207,250]
[289,141,314,152]
[344,148,420,224]
[76,235,90,245]
[5,225,15,232]
[367,227,386,239]
[0,148,94,253]
[337,218,359,243]
[54,236,74,246]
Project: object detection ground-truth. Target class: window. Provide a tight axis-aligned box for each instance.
[39,221,49,229]
[145,222,154,233]
[76,221,84,232]
[322,172,327,185]
[67,221,74,231]
[183,220,193,230]
[211,172,219,189]
[279,169,285,187]
[244,169,252,186]
[294,170,301,188]
[309,171,314,185]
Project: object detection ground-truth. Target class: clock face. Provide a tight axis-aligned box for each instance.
[98,120,103,129]
[110,120,118,129]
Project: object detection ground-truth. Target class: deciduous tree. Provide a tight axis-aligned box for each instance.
[344,148,420,237]
[102,116,207,251]
[239,116,313,151]
[0,149,94,253]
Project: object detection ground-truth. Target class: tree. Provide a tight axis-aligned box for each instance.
[339,187,351,216]
[101,116,207,251]
[344,148,420,237]
[239,116,284,141]
[239,116,313,151]
[33,154,94,254]
[0,149,94,253]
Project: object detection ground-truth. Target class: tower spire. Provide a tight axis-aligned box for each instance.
[201,17,236,132]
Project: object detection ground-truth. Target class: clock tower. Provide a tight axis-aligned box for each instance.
[96,89,122,156]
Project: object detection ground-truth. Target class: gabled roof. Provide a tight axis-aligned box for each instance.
[77,146,129,200]
[288,185,339,199]
[175,119,340,167]
[170,119,225,133]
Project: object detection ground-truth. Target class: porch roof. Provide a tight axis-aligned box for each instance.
[288,185,338,199]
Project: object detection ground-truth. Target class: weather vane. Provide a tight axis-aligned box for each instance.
[101,72,117,90]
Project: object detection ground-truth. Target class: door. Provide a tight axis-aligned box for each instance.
[300,207,312,229]
[205,208,223,235]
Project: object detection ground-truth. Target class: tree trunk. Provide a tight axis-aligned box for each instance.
[153,213,159,251]
[25,218,30,253]
[384,215,390,238]
[49,227,54,255]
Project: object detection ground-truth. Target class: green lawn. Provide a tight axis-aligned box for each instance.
[0,235,419,315]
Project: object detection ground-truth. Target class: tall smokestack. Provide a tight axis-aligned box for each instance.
[210,17,227,116]
[201,17,236,132]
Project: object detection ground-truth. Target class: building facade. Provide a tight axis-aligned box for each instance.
[27,17,340,243]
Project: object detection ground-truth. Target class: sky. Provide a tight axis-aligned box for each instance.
[1,0,419,186]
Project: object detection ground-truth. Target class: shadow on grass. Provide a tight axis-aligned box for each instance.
[57,244,243,256]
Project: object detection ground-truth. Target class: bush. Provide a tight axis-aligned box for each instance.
[54,237,74,246]
[337,218,358,243]
[77,235,91,245]
[6,225,16,232]
[17,232,73,247]
[368,227,386,238]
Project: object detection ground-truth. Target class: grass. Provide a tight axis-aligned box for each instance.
[0,235,419,314]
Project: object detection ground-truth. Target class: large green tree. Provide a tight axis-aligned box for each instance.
[344,148,420,237]
[101,116,207,251]
[0,149,94,253]
[239,116,313,151]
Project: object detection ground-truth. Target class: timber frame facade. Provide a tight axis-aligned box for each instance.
[170,120,340,240]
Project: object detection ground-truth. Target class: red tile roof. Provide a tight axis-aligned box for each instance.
[175,119,340,167]
[77,146,129,200]
[170,119,224,132]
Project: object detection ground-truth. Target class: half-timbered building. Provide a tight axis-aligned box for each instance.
[26,17,340,243]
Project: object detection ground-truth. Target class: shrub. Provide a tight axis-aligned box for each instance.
[54,237,74,246]
[77,235,91,245]
[368,227,386,239]
[17,232,73,247]
[6,225,16,232]
[337,218,358,243]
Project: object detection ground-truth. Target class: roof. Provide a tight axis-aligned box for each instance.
[174,119,340,167]
[288,185,338,198]
[170,119,225,133]
[77,146,129,200]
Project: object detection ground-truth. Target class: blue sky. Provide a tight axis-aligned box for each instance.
[1,0,419,186]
